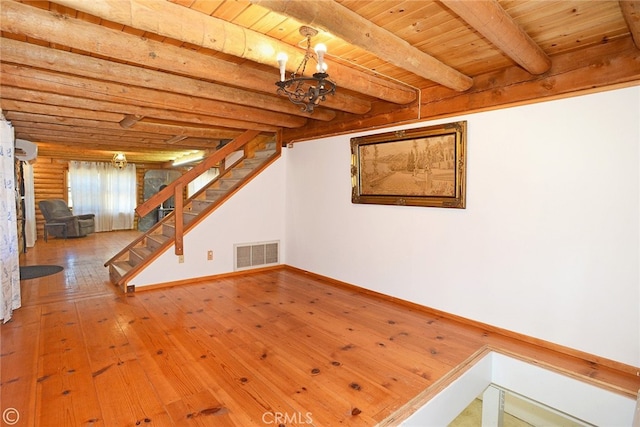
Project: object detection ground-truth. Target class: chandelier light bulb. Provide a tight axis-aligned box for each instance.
[314,43,327,74]
[276,52,288,81]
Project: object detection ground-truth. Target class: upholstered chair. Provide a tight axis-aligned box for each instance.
[38,199,95,240]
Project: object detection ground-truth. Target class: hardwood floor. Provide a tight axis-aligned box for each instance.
[2,231,639,426]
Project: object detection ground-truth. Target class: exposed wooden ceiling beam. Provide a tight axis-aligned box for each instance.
[15,131,208,154]
[1,99,124,123]
[34,142,186,158]
[5,111,243,140]
[13,132,216,159]
[1,88,280,132]
[0,63,306,129]
[281,37,640,144]
[0,38,365,118]
[10,122,234,151]
[12,123,180,146]
[23,0,416,105]
[620,1,640,49]
[31,141,189,164]
[440,0,551,75]
[252,0,473,91]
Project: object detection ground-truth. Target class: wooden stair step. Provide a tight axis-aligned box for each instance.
[253,148,276,158]
[218,178,241,190]
[191,199,216,213]
[205,188,226,199]
[113,260,132,274]
[183,211,198,223]
[146,233,169,250]
[162,222,175,237]
[129,247,152,266]
[231,167,253,178]
[243,158,263,168]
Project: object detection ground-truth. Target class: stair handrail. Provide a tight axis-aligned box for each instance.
[104,130,265,267]
[105,135,280,286]
[136,129,261,255]
[136,129,261,219]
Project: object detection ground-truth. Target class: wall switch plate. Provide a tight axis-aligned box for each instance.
[207,250,214,261]
[178,255,184,263]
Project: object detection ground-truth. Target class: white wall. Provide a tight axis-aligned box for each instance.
[402,351,636,426]
[285,87,640,367]
[132,156,287,287]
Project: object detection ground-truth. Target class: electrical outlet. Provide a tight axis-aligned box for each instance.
[207,250,214,261]
[178,255,184,263]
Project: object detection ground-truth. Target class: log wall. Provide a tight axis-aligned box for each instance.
[32,156,67,240]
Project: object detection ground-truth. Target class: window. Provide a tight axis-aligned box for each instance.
[69,161,137,232]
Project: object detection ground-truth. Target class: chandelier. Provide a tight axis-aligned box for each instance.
[276,26,336,113]
[112,152,127,169]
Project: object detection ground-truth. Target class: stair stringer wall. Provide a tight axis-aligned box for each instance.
[129,152,287,289]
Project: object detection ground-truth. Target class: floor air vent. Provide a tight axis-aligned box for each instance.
[234,241,279,271]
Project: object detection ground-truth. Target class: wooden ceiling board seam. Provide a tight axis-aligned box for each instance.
[76,11,100,25]
[211,0,252,22]
[167,0,196,8]
[509,2,623,43]
[372,5,441,36]
[187,0,224,15]
[350,1,417,23]
[262,17,305,40]
[247,10,289,34]
[231,3,272,28]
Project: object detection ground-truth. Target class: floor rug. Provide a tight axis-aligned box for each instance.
[20,265,64,280]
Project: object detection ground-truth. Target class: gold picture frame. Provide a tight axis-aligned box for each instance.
[351,121,467,208]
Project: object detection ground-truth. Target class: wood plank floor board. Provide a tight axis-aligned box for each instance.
[233,273,471,401]
[153,275,474,423]
[128,288,307,426]
[2,230,639,426]
[140,278,403,425]
[37,302,104,426]
[163,388,240,427]
[179,275,438,419]
[74,297,176,427]
[0,305,43,425]
[232,340,366,426]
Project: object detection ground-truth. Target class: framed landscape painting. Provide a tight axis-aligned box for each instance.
[351,121,467,208]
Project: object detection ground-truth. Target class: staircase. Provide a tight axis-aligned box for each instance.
[105,135,279,292]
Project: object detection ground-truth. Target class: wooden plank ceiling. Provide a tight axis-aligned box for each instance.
[1,0,639,166]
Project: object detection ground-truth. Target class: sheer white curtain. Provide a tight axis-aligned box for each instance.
[69,161,137,232]
[0,115,21,323]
